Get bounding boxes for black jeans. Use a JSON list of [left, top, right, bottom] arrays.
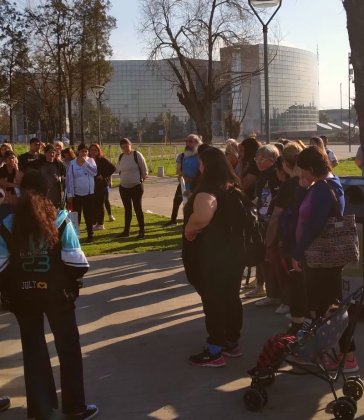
[[14, 301, 85, 419], [73, 194, 95, 237], [94, 187, 106, 225], [170, 184, 182, 222], [104, 189, 112, 216], [119, 184, 144, 233], [203, 270, 243, 346], [304, 265, 355, 352]]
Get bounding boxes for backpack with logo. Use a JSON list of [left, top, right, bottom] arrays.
[[0, 220, 72, 308], [226, 188, 266, 268]]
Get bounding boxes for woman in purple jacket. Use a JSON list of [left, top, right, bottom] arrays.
[[292, 146, 359, 373]]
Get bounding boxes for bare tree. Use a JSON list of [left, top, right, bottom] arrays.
[[139, 0, 260, 143], [343, 0, 364, 149]]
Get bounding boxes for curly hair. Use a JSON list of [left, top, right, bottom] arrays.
[[12, 171, 59, 252]]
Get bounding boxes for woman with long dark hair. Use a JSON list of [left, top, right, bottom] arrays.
[[183, 147, 244, 367], [0, 170, 97, 419], [239, 136, 261, 199], [88, 143, 116, 230]]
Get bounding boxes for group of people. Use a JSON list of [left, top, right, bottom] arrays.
[[181, 134, 359, 373], [0, 136, 149, 419], [0, 137, 149, 242]]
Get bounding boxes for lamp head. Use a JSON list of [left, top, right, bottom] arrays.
[[250, 0, 280, 7], [91, 85, 105, 97]]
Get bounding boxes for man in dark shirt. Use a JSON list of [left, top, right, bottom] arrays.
[[18, 138, 45, 173], [39, 144, 66, 208]]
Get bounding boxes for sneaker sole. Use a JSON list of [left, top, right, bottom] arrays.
[[222, 351, 243, 358], [0, 401, 10, 413], [84, 408, 99, 419], [189, 361, 226, 367]]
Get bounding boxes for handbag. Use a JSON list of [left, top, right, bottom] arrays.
[[304, 180, 359, 268]]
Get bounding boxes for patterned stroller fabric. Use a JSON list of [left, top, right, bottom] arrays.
[[294, 307, 349, 362], [254, 306, 349, 373]]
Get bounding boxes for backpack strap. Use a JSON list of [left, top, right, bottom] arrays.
[[58, 219, 68, 239], [133, 151, 143, 183]]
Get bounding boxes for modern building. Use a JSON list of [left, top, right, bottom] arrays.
[[221, 44, 319, 137], [104, 60, 193, 141], [100, 44, 320, 140]]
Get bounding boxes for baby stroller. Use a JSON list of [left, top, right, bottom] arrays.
[[244, 286, 364, 420]]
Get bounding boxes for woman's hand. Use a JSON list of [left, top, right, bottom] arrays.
[[184, 228, 197, 242], [291, 258, 302, 272]]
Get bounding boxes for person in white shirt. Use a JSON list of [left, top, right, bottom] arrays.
[[66, 144, 97, 242], [115, 138, 148, 239]]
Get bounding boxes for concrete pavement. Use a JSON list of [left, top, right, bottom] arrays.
[[1, 251, 363, 419], [1, 143, 363, 419]]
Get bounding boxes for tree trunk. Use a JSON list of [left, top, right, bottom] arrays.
[[179, 95, 213, 143], [343, 0, 364, 150]]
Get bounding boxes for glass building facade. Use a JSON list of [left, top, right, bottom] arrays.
[[104, 60, 193, 140], [105, 45, 319, 140], [221, 44, 319, 136]]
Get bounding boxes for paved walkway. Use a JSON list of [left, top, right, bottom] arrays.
[[1, 144, 363, 419], [1, 251, 363, 419]]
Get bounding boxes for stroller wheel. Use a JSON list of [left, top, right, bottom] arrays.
[[244, 388, 265, 412], [343, 378, 364, 401], [333, 397, 357, 420]]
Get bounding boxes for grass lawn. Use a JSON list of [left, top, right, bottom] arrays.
[[79, 205, 182, 257], [333, 157, 361, 177]]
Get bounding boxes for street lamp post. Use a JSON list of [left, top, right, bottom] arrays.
[[91, 85, 105, 145], [248, 0, 282, 144], [348, 52, 354, 152]]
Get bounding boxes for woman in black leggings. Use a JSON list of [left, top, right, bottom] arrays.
[[115, 138, 148, 239]]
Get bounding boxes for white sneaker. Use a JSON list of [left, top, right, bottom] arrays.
[[93, 224, 105, 231], [285, 313, 292, 319], [109, 215, 116, 221], [255, 297, 280, 307], [275, 304, 290, 314]]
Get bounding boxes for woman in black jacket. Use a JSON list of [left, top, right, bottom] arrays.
[[0, 170, 98, 420], [89, 144, 116, 230]]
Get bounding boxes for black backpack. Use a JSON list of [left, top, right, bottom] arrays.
[[226, 189, 266, 268], [0, 220, 69, 306]]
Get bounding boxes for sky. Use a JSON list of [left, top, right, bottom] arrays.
[[110, 0, 351, 110]]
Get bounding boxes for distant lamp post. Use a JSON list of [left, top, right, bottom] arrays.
[[348, 53, 354, 152], [248, 0, 282, 143], [8, 98, 18, 143], [91, 85, 105, 145]]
